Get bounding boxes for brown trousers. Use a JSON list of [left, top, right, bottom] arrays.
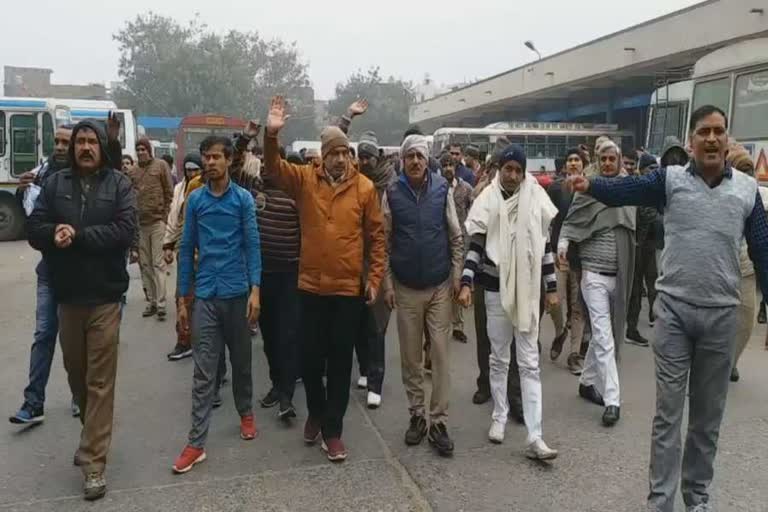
[[59, 303, 121, 475]]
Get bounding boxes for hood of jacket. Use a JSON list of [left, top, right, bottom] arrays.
[[660, 136, 689, 168], [67, 119, 110, 173]]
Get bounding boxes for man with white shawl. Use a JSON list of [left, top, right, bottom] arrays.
[[458, 145, 560, 460]]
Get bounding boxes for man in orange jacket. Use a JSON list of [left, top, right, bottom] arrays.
[[263, 96, 386, 463]]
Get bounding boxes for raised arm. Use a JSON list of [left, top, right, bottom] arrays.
[[571, 168, 667, 209], [336, 99, 368, 134], [745, 190, 768, 299], [263, 96, 308, 199]]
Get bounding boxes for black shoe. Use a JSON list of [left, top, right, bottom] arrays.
[[648, 309, 656, 327], [730, 367, 740, 382], [758, 304, 767, 324], [156, 307, 167, 321], [428, 423, 454, 457], [142, 305, 157, 317], [260, 388, 280, 408], [472, 389, 491, 405], [167, 344, 193, 361], [579, 384, 605, 406], [277, 399, 297, 421], [509, 399, 525, 425], [602, 405, 620, 427], [549, 329, 568, 361], [452, 330, 468, 343], [404, 415, 428, 446], [625, 330, 649, 347]]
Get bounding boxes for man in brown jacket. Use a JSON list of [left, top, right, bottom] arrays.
[[263, 96, 386, 463], [128, 137, 174, 320]]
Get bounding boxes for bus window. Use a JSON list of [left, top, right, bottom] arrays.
[[692, 77, 731, 115], [0, 111, 5, 156], [732, 69, 768, 140], [10, 114, 37, 176], [648, 103, 687, 154], [42, 112, 54, 157]]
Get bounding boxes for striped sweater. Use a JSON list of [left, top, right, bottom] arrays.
[[461, 233, 557, 293]]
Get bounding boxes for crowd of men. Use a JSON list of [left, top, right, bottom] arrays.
[[8, 98, 768, 512]]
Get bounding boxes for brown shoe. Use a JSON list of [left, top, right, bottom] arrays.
[[303, 417, 321, 444], [549, 329, 568, 361], [321, 437, 347, 462]]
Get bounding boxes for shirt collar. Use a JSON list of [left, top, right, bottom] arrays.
[[205, 178, 233, 196], [685, 160, 733, 179]]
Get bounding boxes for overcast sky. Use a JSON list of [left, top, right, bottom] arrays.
[[2, 0, 701, 100]]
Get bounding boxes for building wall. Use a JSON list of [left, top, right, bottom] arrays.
[[3, 65, 107, 100]]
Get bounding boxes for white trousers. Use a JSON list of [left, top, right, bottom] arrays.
[[485, 291, 542, 444], [579, 270, 620, 407]]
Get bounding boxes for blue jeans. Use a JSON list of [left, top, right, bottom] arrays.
[[22, 261, 59, 410]]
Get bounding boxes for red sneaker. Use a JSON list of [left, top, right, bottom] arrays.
[[303, 417, 321, 445], [321, 437, 347, 462], [172, 445, 206, 474], [240, 414, 258, 440]]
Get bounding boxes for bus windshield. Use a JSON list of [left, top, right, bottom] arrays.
[[732, 69, 768, 140]]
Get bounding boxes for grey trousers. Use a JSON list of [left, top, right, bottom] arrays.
[[647, 292, 737, 512], [188, 295, 253, 448]]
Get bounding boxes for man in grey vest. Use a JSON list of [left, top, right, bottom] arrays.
[[381, 134, 464, 457], [569, 105, 768, 512]]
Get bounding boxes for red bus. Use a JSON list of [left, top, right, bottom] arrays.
[[174, 114, 246, 175]]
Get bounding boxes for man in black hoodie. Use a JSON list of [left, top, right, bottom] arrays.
[[27, 119, 137, 502]]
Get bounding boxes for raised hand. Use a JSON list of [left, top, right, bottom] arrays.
[[567, 175, 590, 193], [244, 120, 261, 139], [266, 96, 289, 135], [347, 98, 369, 117], [106, 111, 121, 142]]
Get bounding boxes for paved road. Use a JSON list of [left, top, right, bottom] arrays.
[[1, 240, 767, 511]]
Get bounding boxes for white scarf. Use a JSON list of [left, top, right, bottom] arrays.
[[465, 174, 557, 333]]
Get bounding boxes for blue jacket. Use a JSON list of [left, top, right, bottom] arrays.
[[387, 172, 451, 289], [179, 180, 261, 299], [455, 164, 476, 187]]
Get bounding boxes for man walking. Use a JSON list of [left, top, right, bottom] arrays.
[[172, 135, 262, 474], [263, 96, 386, 462], [383, 134, 464, 457], [568, 105, 768, 512], [127, 137, 173, 320], [27, 120, 137, 501]]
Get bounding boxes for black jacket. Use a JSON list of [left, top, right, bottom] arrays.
[[27, 120, 137, 305]]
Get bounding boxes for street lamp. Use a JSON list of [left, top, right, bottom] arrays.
[[524, 40, 542, 60]]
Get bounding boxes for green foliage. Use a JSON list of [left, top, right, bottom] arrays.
[[328, 67, 415, 146]]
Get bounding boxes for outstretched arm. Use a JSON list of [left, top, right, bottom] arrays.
[[570, 168, 667, 209]]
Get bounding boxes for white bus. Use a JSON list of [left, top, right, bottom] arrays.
[[646, 80, 693, 156], [432, 122, 635, 172], [0, 97, 72, 240], [690, 37, 768, 181], [56, 99, 139, 161]]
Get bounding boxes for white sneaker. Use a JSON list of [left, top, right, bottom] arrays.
[[367, 391, 381, 409], [488, 421, 505, 444], [357, 376, 368, 389], [525, 438, 558, 460]]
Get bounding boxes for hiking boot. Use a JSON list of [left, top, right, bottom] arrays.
[[579, 384, 605, 406], [9, 404, 44, 425], [157, 307, 167, 321], [172, 445, 206, 474], [550, 329, 568, 361], [277, 399, 297, 421], [404, 415, 428, 446], [260, 388, 280, 408], [304, 417, 321, 444], [602, 406, 620, 427], [83, 472, 107, 501], [626, 329, 649, 347], [167, 344, 193, 361], [525, 438, 558, 460], [472, 389, 491, 405], [488, 420, 505, 444], [566, 353, 583, 375], [452, 329, 468, 343], [240, 414, 258, 440], [730, 367, 740, 382], [428, 423, 454, 457], [142, 304, 157, 317], [321, 437, 347, 462]]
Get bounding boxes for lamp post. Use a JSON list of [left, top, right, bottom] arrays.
[[524, 40, 542, 60]]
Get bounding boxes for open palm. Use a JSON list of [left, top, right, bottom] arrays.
[[267, 96, 289, 134]]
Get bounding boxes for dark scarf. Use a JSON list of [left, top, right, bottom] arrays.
[[362, 157, 396, 195]]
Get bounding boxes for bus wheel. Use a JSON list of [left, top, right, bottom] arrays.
[[0, 195, 25, 241]]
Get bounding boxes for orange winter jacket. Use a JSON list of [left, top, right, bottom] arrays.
[[263, 133, 386, 297]]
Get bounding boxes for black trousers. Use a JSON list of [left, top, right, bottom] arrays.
[[259, 271, 300, 402], [355, 296, 391, 394], [300, 291, 363, 439], [627, 244, 658, 332]]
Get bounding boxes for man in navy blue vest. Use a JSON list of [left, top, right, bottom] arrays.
[[381, 134, 464, 457]]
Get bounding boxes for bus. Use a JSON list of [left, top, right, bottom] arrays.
[[431, 122, 635, 172], [0, 97, 72, 240], [55, 99, 139, 161], [646, 80, 693, 156], [174, 115, 246, 175], [690, 37, 768, 181]]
